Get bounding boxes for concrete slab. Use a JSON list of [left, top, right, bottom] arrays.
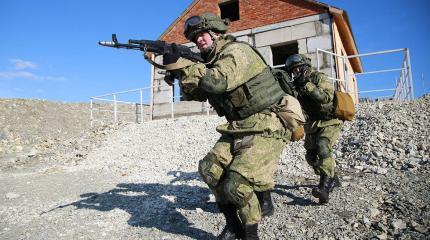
[[307, 34, 333, 53], [298, 39, 307, 54], [254, 27, 292, 47], [291, 22, 317, 40], [251, 13, 330, 34]]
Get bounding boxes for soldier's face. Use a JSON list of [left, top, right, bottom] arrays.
[[195, 32, 213, 50], [292, 67, 301, 76]]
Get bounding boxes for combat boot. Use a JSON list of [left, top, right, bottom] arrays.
[[243, 223, 259, 240], [217, 204, 244, 240], [256, 191, 274, 217], [311, 173, 340, 204]]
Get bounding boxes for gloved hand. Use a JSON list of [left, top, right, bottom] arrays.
[[303, 81, 317, 94], [294, 74, 309, 88], [163, 43, 180, 65]]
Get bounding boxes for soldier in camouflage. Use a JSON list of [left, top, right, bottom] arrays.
[[285, 54, 342, 205], [163, 13, 294, 240]]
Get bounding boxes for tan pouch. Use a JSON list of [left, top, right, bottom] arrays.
[[272, 95, 306, 141], [334, 91, 355, 121]]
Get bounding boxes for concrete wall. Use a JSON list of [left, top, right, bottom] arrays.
[[332, 21, 359, 103]]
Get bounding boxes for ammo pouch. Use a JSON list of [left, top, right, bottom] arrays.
[[334, 91, 355, 121], [271, 95, 306, 141]]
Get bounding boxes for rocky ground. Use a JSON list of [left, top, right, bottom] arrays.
[[0, 96, 429, 239]]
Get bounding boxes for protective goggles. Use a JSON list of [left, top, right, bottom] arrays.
[[184, 16, 204, 33]]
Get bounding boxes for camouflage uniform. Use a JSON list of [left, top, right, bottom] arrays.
[[179, 35, 291, 225], [296, 72, 343, 178]]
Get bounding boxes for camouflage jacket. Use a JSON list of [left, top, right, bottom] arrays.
[[296, 71, 340, 123], [178, 35, 290, 140], [179, 35, 285, 121]]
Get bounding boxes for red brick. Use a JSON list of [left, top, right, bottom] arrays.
[[160, 0, 326, 44]]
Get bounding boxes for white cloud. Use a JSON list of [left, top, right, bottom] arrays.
[[0, 59, 68, 82], [9, 59, 38, 70], [0, 71, 39, 80], [0, 71, 68, 82]]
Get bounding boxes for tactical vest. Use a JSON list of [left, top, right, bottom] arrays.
[[203, 37, 286, 121], [298, 72, 335, 121], [208, 67, 285, 121]]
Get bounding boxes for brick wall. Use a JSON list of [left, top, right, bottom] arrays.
[[160, 0, 326, 44]]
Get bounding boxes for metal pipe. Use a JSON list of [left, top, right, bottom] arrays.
[[346, 48, 406, 59], [326, 77, 345, 82], [92, 87, 150, 98], [90, 99, 94, 127], [406, 48, 414, 99], [359, 88, 397, 93], [272, 64, 286, 68], [316, 49, 320, 71], [150, 55, 155, 121], [317, 48, 345, 58], [401, 67, 407, 100], [354, 68, 406, 76], [140, 89, 144, 123], [113, 94, 118, 122], [90, 98, 136, 105], [171, 85, 174, 119]]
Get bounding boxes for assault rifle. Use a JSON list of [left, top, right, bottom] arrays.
[[98, 34, 204, 67]]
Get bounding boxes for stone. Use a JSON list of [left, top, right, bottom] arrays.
[[391, 219, 407, 230], [376, 233, 388, 240], [369, 208, 380, 218], [376, 168, 388, 175]]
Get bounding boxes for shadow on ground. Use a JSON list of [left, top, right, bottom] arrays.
[[274, 183, 319, 206], [43, 181, 217, 239]]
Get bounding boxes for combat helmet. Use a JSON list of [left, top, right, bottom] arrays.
[[285, 54, 311, 73], [183, 12, 229, 41]]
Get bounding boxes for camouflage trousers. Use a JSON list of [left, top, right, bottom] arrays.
[[199, 112, 290, 225], [304, 119, 343, 177]]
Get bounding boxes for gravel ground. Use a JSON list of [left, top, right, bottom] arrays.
[[0, 96, 429, 239]]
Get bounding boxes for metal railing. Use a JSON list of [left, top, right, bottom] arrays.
[[316, 48, 414, 101], [90, 87, 151, 127], [90, 83, 212, 126]]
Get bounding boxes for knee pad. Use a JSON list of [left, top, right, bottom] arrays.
[[223, 171, 254, 208], [199, 152, 224, 189], [316, 137, 331, 160]]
